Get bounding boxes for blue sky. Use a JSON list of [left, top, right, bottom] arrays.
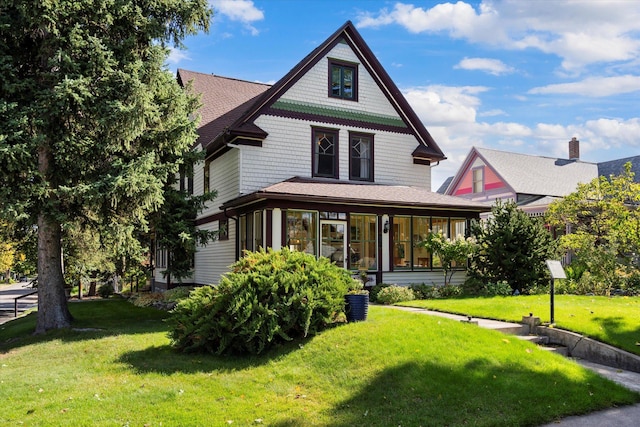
[[168, 0, 640, 190]]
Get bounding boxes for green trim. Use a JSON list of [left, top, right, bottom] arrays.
[[272, 99, 407, 128]]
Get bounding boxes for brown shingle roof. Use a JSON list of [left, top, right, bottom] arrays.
[[177, 69, 270, 148], [221, 177, 490, 212]]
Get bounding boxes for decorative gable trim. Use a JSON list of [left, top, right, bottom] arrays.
[[223, 21, 446, 161], [267, 99, 411, 134]]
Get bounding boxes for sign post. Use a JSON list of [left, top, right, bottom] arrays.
[[545, 260, 566, 324]]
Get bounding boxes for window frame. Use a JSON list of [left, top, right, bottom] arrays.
[[328, 59, 358, 101], [472, 167, 484, 194], [204, 160, 211, 193], [349, 132, 374, 181], [312, 127, 339, 179]]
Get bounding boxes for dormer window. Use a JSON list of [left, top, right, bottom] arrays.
[[329, 60, 357, 101]]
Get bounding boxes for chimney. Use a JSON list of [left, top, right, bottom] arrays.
[[569, 137, 580, 160]]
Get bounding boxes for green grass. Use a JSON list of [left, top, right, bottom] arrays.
[[399, 295, 640, 355], [0, 299, 638, 426]]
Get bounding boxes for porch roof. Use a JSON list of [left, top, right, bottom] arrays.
[[220, 177, 491, 213]]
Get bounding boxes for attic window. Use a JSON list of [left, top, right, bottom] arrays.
[[329, 60, 357, 101], [472, 167, 483, 193]]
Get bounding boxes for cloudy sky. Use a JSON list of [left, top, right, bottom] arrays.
[[170, 0, 640, 190]]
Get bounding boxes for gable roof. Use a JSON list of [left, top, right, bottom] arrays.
[[179, 21, 445, 161], [446, 147, 598, 197]]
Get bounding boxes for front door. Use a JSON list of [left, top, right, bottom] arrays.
[[320, 220, 347, 268]]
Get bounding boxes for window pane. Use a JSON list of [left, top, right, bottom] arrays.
[[393, 216, 411, 269], [254, 211, 263, 250], [343, 68, 353, 99], [431, 217, 448, 268], [350, 214, 377, 270], [350, 135, 371, 180], [314, 131, 336, 177], [331, 66, 341, 97], [287, 211, 317, 256], [450, 218, 467, 268], [412, 216, 430, 268], [473, 168, 483, 193]]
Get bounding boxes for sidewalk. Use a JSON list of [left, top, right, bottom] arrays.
[[387, 305, 640, 427], [0, 281, 38, 326]]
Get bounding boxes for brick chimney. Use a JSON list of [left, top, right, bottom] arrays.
[[569, 137, 580, 160]]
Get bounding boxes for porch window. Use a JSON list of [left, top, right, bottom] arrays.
[[287, 210, 318, 255], [239, 214, 253, 254], [329, 60, 357, 100], [393, 216, 411, 269], [349, 132, 373, 181], [218, 218, 229, 241], [412, 216, 431, 268], [430, 217, 448, 268], [350, 214, 377, 270], [312, 128, 338, 178], [239, 211, 263, 254]]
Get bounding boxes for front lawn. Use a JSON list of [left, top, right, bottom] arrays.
[[400, 295, 640, 355], [0, 299, 638, 426]]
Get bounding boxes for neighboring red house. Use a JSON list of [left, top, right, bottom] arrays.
[[439, 138, 640, 217]]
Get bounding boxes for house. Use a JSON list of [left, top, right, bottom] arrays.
[[153, 21, 489, 290], [440, 137, 640, 217]]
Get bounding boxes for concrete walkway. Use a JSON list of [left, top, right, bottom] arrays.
[[0, 281, 38, 326], [387, 305, 640, 426]]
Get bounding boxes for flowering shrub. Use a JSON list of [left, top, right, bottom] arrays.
[[376, 285, 415, 305], [419, 231, 477, 286]]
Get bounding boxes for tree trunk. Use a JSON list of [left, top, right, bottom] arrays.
[[35, 213, 73, 333]]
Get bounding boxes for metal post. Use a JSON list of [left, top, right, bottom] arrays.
[[550, 278, 555, 324]]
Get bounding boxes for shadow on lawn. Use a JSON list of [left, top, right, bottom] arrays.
[[0, 299, 169, 352], [591, 315, 640, 355], [271, 359, 639, 427], [116, 336, 314, 375]]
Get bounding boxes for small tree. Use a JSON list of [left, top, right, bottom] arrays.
[[546, 162, 640, 295], [419, 231, 477, 286], [469, 200, 558, 293]]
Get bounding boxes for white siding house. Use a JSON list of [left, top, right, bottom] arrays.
[[153, 21, 488, 289]]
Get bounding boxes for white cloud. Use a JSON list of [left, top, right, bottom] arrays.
[[166, 47, 190, 65], [478, 109, 507, 117], [403, 85, 488, 126], [210, 0, 264, 35], [357, 1, 640, 72], [455, 57, 514, 75], [529, 75, 640, 97]]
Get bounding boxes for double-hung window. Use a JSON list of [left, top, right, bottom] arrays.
[[312, 127, 338, 178], [329, 60, 357, 100], [472, 167, 483, 193], [350, 132, 373, 181]]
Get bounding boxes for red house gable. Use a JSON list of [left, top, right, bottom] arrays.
[[450, 152, 506, 196]]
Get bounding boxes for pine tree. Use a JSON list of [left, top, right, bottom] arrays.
[[0, 0, 211, 332]]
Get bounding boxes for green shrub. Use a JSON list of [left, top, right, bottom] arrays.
[[376, 285, 415, 305], [438, 284, 463, 298], [167, 248, 355, 355], [409, 283, 440, 299], [164, 286, 193, 302], [131, 292, 165, 307], [98, 282, 114, 298], [369, 283, 391, 302], [482, 281, 513, 296]]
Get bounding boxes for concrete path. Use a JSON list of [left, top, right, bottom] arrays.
[[0, 281, 38, 326], [387, 305, 640, 426]]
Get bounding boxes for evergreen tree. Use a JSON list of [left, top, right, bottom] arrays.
[[469, 200, 558, 293], [0, 0, 211, 332]]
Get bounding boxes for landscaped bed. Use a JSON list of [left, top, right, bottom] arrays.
[[399, 294, 640, 356], [0, 299, 638, 426]]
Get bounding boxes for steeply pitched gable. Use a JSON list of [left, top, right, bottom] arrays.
[[179, 21, 445, 162]]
